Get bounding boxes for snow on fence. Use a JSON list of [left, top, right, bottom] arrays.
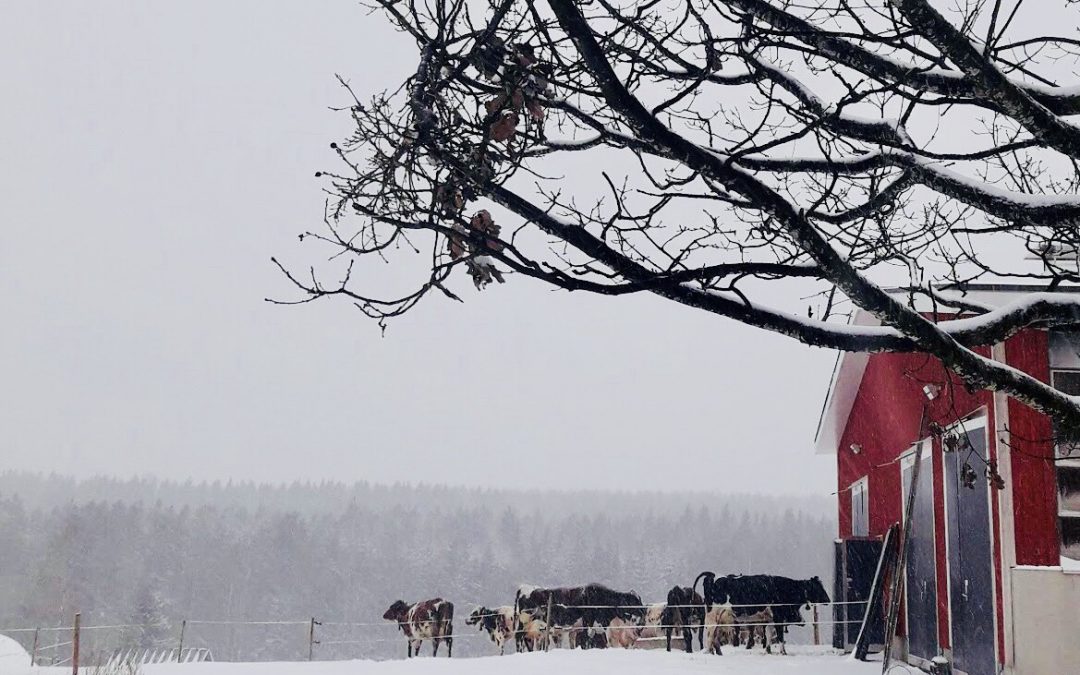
[[1, 602, 867, 668]]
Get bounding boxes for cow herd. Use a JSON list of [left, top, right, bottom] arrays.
[[382, 571, 830, 659]]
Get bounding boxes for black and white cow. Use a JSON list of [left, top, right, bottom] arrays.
[[514, 583, 643, 650], [466, 606, 515, 654], [693, 572, 830, 655], [661, 586, 706, 653], [383, 598, 455, 658]]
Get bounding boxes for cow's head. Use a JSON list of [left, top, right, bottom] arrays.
[[464, 604, 486, 626], [704, 574, 730, 606], [383, 600, 410, 622], [804, 576, 831, 605]]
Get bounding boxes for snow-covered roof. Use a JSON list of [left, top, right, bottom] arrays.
[[813, 284, 1080, 455]]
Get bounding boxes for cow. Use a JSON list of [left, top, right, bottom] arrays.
[[517, 609, 549, 652], [736, 606, 775, 653], [637, 603, 666, 641], [703, 603, 736, 655], [514, 583, 643, 650], [606, 615, 640, 649], [466, 606, 515, 655], [383, 598, 454, 658], [587, 623, 608, 649], [693, 572, 830, 655], [662, 586, 705, 653]]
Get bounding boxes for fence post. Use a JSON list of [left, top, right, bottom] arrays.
[[177, 619, 186, 662], [544, 595, 554, 651], [71, 613, 81, 675], [30, 628, 39, 667], [308, 617, 318, 661], [812, 605, 820, 646]]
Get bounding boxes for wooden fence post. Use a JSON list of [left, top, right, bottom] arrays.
[[544, 595, 554, 651], [30, 628, 39, 667], [177, 619, 186, 662], [71, 613, 80, 675], [812, 605, 820, 646]]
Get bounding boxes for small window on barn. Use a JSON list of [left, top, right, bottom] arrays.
[[1049, 330, 1080, 564], [851, 477, 869, 537]]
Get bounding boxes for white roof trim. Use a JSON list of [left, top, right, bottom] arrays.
[[813, 309, 877, 455]]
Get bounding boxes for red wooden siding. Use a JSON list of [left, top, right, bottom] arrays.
[[835, 347, 997, 652], [1004, 330, 1060, 566]]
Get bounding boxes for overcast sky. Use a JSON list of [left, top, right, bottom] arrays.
[[0, 1, 839, 496]]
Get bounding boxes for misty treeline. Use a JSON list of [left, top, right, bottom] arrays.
[[0, 472, 833, 662]]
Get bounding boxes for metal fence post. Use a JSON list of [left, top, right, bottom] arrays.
[[812, 605, 820, 645], [72, 613, 81, 675], [177, 619, 186, 662], [30, 627, 39, 667]]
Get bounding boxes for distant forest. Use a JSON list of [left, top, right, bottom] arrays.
[[0, 472, 834, 662]]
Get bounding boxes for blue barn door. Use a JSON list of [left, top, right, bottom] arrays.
[[944, 419, 996, 675], [902, 443, 938, 662]]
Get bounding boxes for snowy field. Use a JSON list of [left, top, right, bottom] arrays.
[[8, 647, 881, 675]]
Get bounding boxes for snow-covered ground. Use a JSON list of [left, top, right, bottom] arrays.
[[12, 647, 880, 675]]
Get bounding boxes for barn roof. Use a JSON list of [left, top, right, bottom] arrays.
[[812, 284, 1080, 455]]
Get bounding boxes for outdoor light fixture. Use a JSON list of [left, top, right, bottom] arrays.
[[849, 443, 862, 455], [923, 383, 941, 400], [943, 432, 969, 453]]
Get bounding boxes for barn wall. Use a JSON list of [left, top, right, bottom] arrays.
[[1003, 330, 1060, 566], [834, 347, 997, 653], [831, 326, 1066, 669]]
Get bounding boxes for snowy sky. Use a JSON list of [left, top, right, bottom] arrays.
[[0, 0, 839, 495]]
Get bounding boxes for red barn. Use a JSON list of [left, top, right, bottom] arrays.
[[816, 285, 1080, 675]]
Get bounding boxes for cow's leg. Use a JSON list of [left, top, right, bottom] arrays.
[[777, 626, 786, 655], [683, 626, 693, 653], [664, 626, 672, 652], [697, 624, 704, 651], [447, 635, 453, 658]]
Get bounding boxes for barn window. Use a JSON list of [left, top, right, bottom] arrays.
[[1049, 330, 1080, 564], [851, 476, 869, 537]]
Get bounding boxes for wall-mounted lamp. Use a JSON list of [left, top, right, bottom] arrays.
[[849, 443, 862, 455], [922, 383, 941, 401], [943, 433, 962, 453]]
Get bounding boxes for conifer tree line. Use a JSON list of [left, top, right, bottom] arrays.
[[0, 473, 832, 662]]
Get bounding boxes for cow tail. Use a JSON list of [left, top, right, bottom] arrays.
[[693, 571, 714, 609]]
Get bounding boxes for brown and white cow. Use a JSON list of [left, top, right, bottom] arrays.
[[606, 615, 640, 649], [517, 609, 549, 652], [637, 603, 666, 641], [703, 603, 736, 655], [383, 598, 454, 658], [466, 606, 515, 655], [735, 606, 776, 654]]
